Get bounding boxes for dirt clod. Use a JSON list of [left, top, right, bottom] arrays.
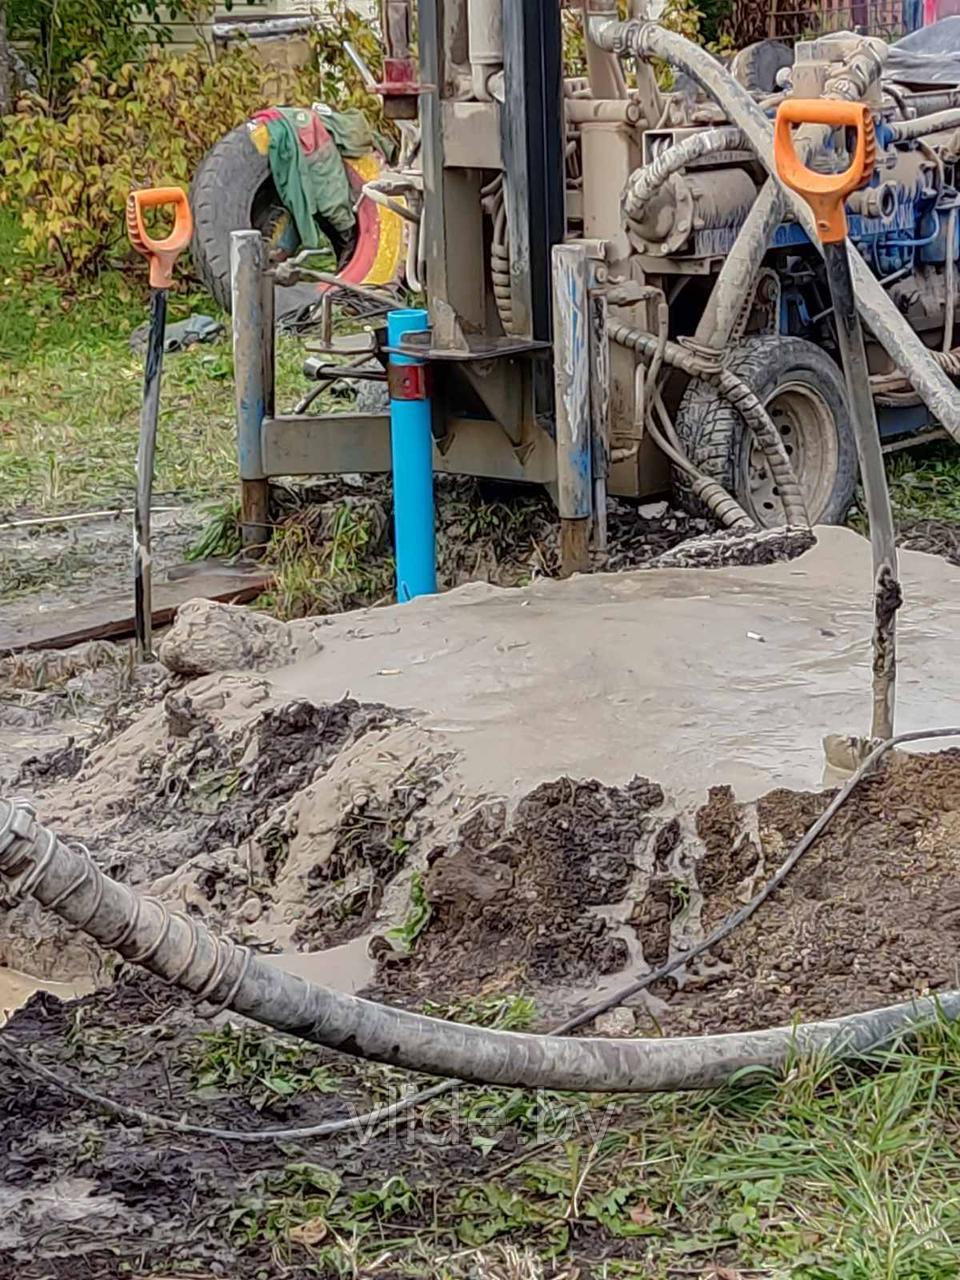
[[376, 776, 667, 1003], [630, 878, 683, 968], [696, 785, 760, 903], [648, 751, 960, 1035]]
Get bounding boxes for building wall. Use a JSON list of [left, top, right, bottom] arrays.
[[141, 1, 375, 52]]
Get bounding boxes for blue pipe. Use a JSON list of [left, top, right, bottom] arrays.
[[387, 308, 437, 602]]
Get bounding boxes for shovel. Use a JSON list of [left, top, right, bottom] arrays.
[[126, 186, 194, 660], [774, 99, 902, 744]]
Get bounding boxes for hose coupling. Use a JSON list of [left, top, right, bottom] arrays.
[[0, 797, 37, 878], [274, 261, 305, 287], [677, 335, 724, 370]]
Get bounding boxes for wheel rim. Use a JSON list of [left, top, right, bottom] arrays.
[[743, 380, 839, 527]]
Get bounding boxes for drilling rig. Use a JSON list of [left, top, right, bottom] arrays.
[[209, 6, 960, 571]]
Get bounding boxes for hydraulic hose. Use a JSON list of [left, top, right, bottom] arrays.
[[590, 19, 960, 443], [888, 108, 960, 143], [646, 392, 755, 531], [629, 285, 755, 530], [693, 178, 786, 352], [609, 320, 810, 527], [480, 174, 515, 335], [623, 127, 745, 219], [490, 206, 515, 334], [870, 342, 960, 392], [4, 731, 960, 1099]]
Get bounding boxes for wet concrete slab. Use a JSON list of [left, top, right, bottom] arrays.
[[270, 527, 960, 805]]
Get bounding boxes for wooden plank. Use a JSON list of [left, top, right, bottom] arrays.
[[0, 568, 273, 655]]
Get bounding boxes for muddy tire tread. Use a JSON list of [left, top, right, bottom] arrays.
[[673, 335, 858, 526], [189, 124, 277, 312]]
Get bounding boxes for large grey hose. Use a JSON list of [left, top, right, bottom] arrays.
[[693, 41, 883, 353], [590, 19, 960, 442], [609, 320, 809, 527], [694, 179, 786, 351], [5, 731, 960, 1097]]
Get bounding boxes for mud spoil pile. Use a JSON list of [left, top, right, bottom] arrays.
[[648, 748, 960, 1036], [375, 751, 960, 1034], [374, 777, 671, 1004], [6, 710, 960, 1277], [0, 679, 454, 980]]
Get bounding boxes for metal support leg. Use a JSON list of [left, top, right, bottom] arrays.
[[588, 263, 610, 552], [231, 230, 270, 552], [552, 243, 593, 576]]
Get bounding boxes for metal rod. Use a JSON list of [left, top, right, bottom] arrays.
[[823, 239, 901, 741], [133, 287, 166, 661], [231, 231, 270, 552]]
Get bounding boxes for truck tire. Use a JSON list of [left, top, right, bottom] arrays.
[[673, 336, 859, 527], [189, 123, 352, 313]]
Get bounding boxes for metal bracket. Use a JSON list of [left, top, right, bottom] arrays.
[[388, 364, 432, 400], [382, 332, 551, 362]]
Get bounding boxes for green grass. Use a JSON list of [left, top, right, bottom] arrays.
[[257, 499, 393, 619], [386, 871, 433, 954], [190, 1022, 340, 1112], [0, 209, 303, 518], [219, 1018, 960, 1277], [883, 443, 960, 523]]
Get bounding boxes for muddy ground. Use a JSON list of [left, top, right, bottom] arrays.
[[5, 478, 960, 620], [3, 732, 960, 1277], [0, 972, 690, 1280], [0, 479, 710, 616], [0, 506, 209, 610], [5, 487, 960, 1275]]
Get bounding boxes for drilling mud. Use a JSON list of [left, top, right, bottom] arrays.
[[5, 537, 960, 1277]]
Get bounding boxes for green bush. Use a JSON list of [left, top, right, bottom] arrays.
[[0, 47, 295, 274], [7, 0, 217, 110], [310, 0, 387, 125], [0, 2, 386, 278]]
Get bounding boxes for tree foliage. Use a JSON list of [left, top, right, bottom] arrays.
[[7, 0, 225, 108]]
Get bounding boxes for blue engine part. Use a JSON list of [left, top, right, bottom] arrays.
[[691, 130, 958, 441], [692, 127, 954, 277], [692, 172, 942, 275]]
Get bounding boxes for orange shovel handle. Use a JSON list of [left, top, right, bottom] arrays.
[[773, 99, 877, 244], [126, 186, 193, 288]]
